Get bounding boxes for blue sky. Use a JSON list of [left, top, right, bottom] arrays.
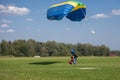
[[0, 0, 120, 50]]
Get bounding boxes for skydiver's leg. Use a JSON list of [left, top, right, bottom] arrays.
[[73, 57, 77, 64]]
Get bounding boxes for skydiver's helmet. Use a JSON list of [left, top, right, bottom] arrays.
[[71, 48, 75, 55]]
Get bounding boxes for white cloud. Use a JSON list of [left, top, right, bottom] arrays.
[[1, 19, 12, 23], [91, 14, 109, 19], [0, 4, 30, 15], [25, 18, 33, 21], [6, 29, 15, 32], [112, 9, 120, 15], [0, 4, 4, 9], [0, 23, 9, 27], [0, 29, 15, 33]]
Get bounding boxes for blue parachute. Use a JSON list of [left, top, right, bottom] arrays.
[[47, 0, 86, 21]]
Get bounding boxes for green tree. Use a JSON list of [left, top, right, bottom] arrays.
[[35, 42, 42, 56], [46, 41, 57, 56], [1, 40, 10, 55], [0, 39, 111, 57], [26, 39, 36, 56], [111, 50, 120, 56], [0, 43, 2, 55], [94, 45, 110, 56], [13, 40, 27, 56]]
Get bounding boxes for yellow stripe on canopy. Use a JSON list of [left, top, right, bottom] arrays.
[[71, 5, 86, 12], [50, 1, 78, 8]]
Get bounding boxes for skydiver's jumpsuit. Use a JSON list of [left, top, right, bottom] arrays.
[[71, 49, 78, 64]]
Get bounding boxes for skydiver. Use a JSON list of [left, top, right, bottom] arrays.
[[70, 48, 78, 64]]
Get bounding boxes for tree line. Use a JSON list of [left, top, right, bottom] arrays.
[[0, 39, 119, 57]]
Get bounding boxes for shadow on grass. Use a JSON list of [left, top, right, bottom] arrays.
[[29, 61, 61, 65]]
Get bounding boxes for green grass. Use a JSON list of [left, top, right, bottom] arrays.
[[0, 57, 120, 80]]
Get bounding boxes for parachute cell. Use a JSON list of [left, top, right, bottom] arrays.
[[47, 0, 86, 21]]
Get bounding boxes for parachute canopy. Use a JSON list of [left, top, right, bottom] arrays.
[[47, 0, 86, 21]]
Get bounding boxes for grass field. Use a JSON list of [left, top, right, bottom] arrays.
[[0, 57, 120, 80]]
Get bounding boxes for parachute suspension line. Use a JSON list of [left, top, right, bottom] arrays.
[[80, 8, 96, 35]]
